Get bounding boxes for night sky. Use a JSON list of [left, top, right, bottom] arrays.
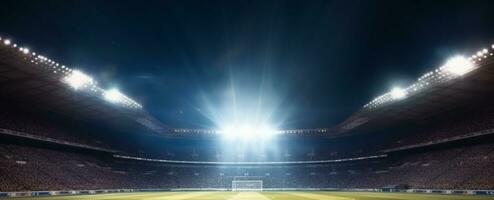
[[1, 0, 494, 129]]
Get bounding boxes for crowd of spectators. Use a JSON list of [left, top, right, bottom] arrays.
[[1, 100, 494, 192], [1, 142, 493, 192], [0, 144, 176, 191], [0, 104, 112, 149], [391, 106, 494, 148]]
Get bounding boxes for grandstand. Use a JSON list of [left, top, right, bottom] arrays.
[[1, 1, 494, 198]]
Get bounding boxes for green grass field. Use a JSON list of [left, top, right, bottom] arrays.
[[10, 191, 494, 200]]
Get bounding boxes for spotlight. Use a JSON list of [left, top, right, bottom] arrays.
[[220, 124, 278, 140], [390, 87, 407, 100], [3, 39, 11, 45], [444, 56, 474, 76], [104, 88, 124, 103], [63, 70, 93, 89]]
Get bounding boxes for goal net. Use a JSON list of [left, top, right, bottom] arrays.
[[232, 176, 263, 191]]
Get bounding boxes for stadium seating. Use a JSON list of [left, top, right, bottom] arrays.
[[0, 103, 111, 149], [0, 141, 493, 191], [1, 101, 494, 192], [390, 106, 494, 148]]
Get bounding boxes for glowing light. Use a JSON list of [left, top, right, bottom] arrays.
[[219, 124, 279, 140], [104, 88, 124, 103], [390, 87, 407, 100], [444, 56, 474, 76], [0, 34, 142, 110], [63, 70, 93, 89]]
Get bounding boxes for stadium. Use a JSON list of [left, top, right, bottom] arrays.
[[1, 1, 494, 200]]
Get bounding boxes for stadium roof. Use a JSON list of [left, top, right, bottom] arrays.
[[336, 43, 494, 135], [0, 36, 168, 135], [3, 34, 494, 139]]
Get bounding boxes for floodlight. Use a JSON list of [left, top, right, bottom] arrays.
[[219, 126, 235, 140], [63, 70, 93, 89], [239, 125, 254, 140], [220, 124, 252, 140], [219, 124, 279, 140], [390, 87, 407, 100], [3, 39, 11, 45], [444, 56, 474, 76], [104, 88, 124, 103], [256, 126, 273, 135], [22, 48, 29, 54]]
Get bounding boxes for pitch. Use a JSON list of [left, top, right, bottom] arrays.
[[11, 192, 494, 200]]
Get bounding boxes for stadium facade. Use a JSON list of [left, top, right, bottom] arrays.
[[1, 35, 494, 198]]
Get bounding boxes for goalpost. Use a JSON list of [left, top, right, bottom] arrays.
[[231, 176, 263, 192]]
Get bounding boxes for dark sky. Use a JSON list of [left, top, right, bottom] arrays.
[[1, 0, 494, 129]]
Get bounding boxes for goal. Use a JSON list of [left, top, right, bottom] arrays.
[[231, 176, 263, 191]]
